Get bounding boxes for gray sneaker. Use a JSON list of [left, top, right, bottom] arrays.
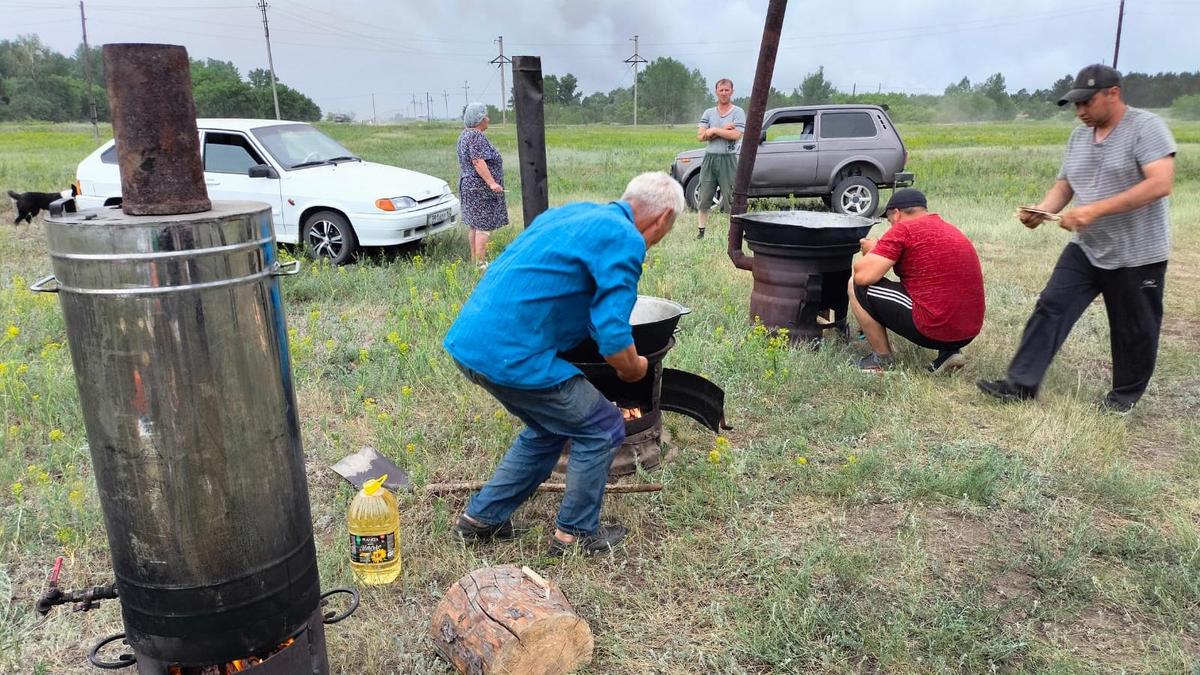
[[855, 353, 895, 372]]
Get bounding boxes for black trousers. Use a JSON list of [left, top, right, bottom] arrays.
[[1006, 243, 1166, 407]]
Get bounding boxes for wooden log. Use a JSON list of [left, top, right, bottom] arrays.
[[423, 481, 663, 496], [431, 564, 593, 675]]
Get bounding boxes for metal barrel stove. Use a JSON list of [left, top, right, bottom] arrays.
[[30, 43, 349, 674]]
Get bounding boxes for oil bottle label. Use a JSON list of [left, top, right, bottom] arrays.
[[350, 532, 396, 564]]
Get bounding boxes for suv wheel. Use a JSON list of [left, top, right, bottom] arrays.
[[831, 176, 879, 217], [302, 210, 359, 265], [684, 173, 720, 212]]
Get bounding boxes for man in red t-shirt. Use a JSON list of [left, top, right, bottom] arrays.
[[849, 189, 985, 373]]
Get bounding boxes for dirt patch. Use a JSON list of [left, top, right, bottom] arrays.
[[1038, 604, 1148, 670]]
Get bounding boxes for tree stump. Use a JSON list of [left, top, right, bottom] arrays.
[[430, 564, 593, 674]]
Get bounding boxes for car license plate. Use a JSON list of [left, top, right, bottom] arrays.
[[427, 208, 451, 226]]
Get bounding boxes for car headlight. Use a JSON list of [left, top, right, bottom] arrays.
[[441, 184, 452, 198], [375, 196, 417, 211]]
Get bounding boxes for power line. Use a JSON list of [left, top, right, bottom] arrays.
[[443, 90, 449, 120]]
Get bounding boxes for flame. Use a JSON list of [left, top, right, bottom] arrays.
[[620, 406, 643, 421], [167, 636, 298, 674]]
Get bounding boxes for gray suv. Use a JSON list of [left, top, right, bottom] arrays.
[[670, 104, 914, 217]]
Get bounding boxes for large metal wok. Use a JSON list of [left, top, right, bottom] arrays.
[[559, 295, 690, 364]]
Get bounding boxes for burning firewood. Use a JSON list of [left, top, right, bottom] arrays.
[[620, 406, 643, 421]]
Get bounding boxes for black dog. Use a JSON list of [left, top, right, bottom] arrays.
[[8, 189, 70, 224]]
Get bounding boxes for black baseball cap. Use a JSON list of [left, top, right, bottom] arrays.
[[1057, 64, 1122, 106], [884, 188, 926, 211]]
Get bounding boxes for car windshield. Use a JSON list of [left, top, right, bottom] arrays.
[[251, 123, 359, 169]]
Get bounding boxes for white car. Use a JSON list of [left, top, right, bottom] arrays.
[[75, 118, 461, 264]]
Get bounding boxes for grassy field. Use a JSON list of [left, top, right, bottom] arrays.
[[1, 118, 1198, 674]]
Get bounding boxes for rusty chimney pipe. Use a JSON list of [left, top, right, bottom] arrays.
[[512, 55, 550, 227], [103, 43, 211, 216], [728, 0, 787, 271]]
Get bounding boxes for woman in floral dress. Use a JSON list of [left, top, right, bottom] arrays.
[[457, 102, 508, 265]]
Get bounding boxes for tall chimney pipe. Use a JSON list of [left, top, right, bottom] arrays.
[[512, 55, 549, 226], [728, 0, 788, 271]]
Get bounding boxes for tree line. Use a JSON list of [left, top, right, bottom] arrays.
[[0, 35, 320, 123], [497, 59, 1200, 125], [3, 35, 1199, 125]]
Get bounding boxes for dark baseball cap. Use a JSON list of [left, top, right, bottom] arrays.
[[1057, 64, 1122, 106], [884, 188, 927, 211]]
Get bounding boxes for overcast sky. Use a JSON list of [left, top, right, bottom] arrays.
[[3, 0, 1198, 120]]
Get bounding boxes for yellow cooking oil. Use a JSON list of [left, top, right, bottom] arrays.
[[347, 474, 401, 584]]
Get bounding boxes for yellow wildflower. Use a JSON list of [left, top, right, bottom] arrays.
[[796, 456, 808, 466], [363, 397, 377, 409], [0, 363, 7, 376], [847, 454, 859, 465], [707, 449, 722, 464], [401, 386, 413, 398], [405, 442, 416, 454], [5, 325, 18, 338], [16, 364, 28, 375], [358, 348, 370, 363], [10, 482, 24, 499], [376, 412, 390, 423], [48, 429, 65, 442], [324, 339, 335, 350], [7, 424, 19, 436], [308, 310, 321, 321], [68, 489, 84, 507]]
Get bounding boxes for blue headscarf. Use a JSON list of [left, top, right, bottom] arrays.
[[463, 102, 489, 128]]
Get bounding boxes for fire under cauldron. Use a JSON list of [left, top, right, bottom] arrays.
[[731, 211, 876, 343], [556, 296, 728, 476]]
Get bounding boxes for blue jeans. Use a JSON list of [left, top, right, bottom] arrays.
[[456, 362, 625, 536]]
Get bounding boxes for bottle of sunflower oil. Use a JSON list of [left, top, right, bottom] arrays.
[[348, 474, 401, 585]]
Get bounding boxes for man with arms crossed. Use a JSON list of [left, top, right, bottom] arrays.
[[695, 78, 745, 239], [445, 172, 685, 556], [978, 64, 1176, 413], [850, 189, 985, 373]]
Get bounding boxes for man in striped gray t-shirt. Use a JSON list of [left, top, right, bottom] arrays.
[[979, 64, 1176, 413]]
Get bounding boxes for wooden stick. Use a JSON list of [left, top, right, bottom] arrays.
[[521, 566, 551, 599], [423, 481, 663, 495]]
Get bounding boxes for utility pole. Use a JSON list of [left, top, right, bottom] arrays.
[[443, 90, 449, 120], [78, 1, 98, 141], [1112, 0, 1126, 69], [371, 93, 376, 125], [411, 93, 420, 119], [257, 0, 281, 119], [462, 80, 469, 109], [624, 34, 648, 126], [426, 92, 433, 122], [490, 35, 512, 124]]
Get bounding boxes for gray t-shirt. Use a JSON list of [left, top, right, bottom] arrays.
[[699, 105, 746, 155], [1057, 106, 1176, 269]]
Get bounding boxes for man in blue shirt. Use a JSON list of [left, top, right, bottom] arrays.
[[444, 172, 685, 556]]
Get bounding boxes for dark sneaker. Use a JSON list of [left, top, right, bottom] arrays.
[[976, 378, 1036, 403], [453, 514, 522, 542], [1099, 395, 1136, 415], [547, 523, 628, 557], [697, 228, 706, 240], [928, 350, 966, 375], [855, 352, 895, 372]]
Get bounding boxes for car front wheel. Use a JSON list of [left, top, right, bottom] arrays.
[[684, 173, 721, 212], [302, 210, 359, 265], [831, 176, 879, 217]]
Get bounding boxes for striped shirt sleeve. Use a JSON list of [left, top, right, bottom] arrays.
[[1134, 114, 1177, 166]]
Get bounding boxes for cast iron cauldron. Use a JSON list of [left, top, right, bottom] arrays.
[[559, 295, 690, 364], [735, 210, 875, 258]]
